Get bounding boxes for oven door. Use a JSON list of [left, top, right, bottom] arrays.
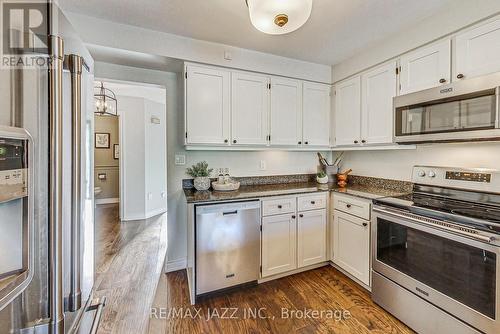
[[372, 206, 499, 334]]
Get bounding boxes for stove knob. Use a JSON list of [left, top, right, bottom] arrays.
[[428, 171, 436, 178], [418, 170, 426, 177]]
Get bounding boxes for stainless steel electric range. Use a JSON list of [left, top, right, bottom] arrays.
[[371, 166, 500, 334]]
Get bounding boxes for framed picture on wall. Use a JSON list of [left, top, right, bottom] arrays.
[[95, 133, 110, 148], [113, 144, 119, 160]]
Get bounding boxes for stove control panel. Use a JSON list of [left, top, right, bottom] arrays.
[[412, 166, 500, 194], [445, 171, 491, 183]]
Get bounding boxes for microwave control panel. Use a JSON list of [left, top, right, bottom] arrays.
[[0, 138, 28, 203]]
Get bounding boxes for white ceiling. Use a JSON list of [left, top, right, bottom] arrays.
[[60, 0, 455, 65]]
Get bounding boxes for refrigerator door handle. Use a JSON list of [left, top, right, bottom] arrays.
[[48, 35, 65, 333], [65, 54, 84, 312]]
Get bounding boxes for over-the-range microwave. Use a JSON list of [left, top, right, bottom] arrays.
[[394, 72, 500, 144]]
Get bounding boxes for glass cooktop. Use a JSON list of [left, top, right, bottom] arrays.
[[374, 189, 500, 234]]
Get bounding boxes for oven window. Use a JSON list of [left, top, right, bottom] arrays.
[[377, 218, 496, 319], [395, 92, 496, 136]]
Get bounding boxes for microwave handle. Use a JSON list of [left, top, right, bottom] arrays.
[[66, 54, 84, 312]]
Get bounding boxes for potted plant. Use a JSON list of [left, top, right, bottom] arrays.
[[316, 171, 329, 184], [186, 161, 213, 191]]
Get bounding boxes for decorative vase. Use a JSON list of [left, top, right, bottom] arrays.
[[316, 175, 329, 184], [194, 176, 211, 191]]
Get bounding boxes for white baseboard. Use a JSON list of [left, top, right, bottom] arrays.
[[121, 208, 167, 221], [96, 198, 119, 205], [165, 258, 187, 273], [145, 207, 167, 219]]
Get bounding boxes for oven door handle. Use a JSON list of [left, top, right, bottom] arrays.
[[373, 206, 496, 244]]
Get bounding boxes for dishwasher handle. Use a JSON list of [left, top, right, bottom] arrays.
[[196, 200, 260, 215], [222, 210, 238, 216]]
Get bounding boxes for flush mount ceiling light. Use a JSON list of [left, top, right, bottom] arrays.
[[246, 0, 313, 35]]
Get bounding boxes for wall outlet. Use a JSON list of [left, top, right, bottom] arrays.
[[175, 154, 186, 165], [260, 160, 266, 171]]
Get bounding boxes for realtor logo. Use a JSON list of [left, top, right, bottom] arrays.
[[1, 0, 49, 68]]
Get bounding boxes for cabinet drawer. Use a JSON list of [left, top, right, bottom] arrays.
[[297, 193, 327, 212], [333, 193, 371, 220], [262, 196, 296, 216]]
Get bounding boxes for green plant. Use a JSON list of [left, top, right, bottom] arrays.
[[186, 161, 213, 178], [317, 171, 327, 178]]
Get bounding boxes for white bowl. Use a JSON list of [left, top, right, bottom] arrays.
[[212, 181, 240, 191]]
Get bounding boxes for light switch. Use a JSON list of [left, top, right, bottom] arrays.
[[148, 193, 153, 200], [175, 154, 186, 165], [224, 51, 232, 60], [161, 191, 166, 199]]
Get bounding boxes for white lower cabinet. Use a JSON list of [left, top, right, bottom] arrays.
[[297, 209, 327, 268], [261, 213, 297, 277], [333, 210, 370, 286], [261, 193, 327, 278]]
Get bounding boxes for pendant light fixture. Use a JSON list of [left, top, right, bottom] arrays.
[[246, 0, 313, 35], [94, 82, 118, 116]]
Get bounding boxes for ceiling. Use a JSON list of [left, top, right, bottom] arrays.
[[60, 0, 455, 65]]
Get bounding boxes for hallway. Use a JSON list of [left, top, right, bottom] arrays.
[[94, 204, 168, 334]]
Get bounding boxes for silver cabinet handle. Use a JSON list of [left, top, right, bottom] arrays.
[[48, 34, 65, 332], [66, 54, 84, 312]]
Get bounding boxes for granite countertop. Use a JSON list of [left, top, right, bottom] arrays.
[[183, 182, 408, 204]]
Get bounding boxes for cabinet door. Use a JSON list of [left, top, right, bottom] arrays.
[[231, 72, 270, 145], [185, 65, 230, 145], [400, 39, 451, 94], [334, 76, 361, 146], [270, 78, 302, 146], [333, 211, 370, 286], [455, 18, 500, 81], [297, 209, 327, 268], [302, 82, 331, 147], [361, 61, 397, 145], [261, 213, 297, 277]]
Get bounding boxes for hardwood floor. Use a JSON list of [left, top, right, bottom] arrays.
[[92, 204, 413, 334], [149, 266, 414, 334], [93, 204, 168, 334]]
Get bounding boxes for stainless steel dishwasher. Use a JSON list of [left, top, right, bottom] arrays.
[[196, 200, 260, 295]]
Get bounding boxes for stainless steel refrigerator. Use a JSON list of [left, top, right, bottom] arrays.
[[0, 1, 103, 333]]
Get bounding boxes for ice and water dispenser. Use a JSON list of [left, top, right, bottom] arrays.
[[0, 129, 30, 292]]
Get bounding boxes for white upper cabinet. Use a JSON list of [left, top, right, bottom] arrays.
[[231, 72, 270, 145], [302, 82, 331, 147], [185, 65, 230, 145], [334, 76, 361, 146], [400, 39, 451, 94], [361, 61, 397, 145], [455, 18, 500, 81], [270, 77, 303, 146]]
